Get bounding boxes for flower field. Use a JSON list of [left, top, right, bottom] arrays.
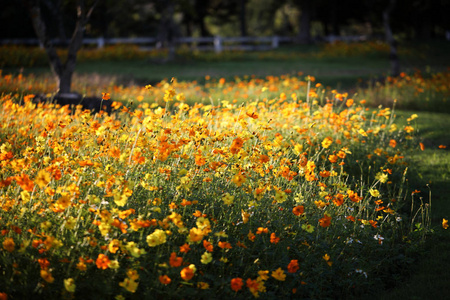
[[0, 71, 434, 299]]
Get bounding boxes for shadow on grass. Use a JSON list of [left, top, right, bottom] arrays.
[[370, 110, 450, 300]]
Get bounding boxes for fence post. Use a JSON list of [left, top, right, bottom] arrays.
[[272, 36, 279, 49], [214, 36, 222, 53], [97, 37, 105, 49]]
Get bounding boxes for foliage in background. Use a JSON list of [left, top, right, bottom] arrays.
[[0, 41, 421, 69]]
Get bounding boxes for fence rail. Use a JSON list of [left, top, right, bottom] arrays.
[[0, 35, 367, 52]]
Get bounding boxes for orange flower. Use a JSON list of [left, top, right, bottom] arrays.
[[287, 259, 299, 273], [292, 205, 304, 216], [319, 214, 332, 228], [256, 227, 268, 234], [246, 278, 260, 297], [38, 258, 50, 270], [101, 92, 111, 100], [319, 170, 330, 178], [3, 237, 15, 252], [328, 154, 338, 163], [203, 240, 213, 252], [230, 137, 244, 154], [332, 193, 344, 206], [270, 232, 280, 244], [179, 243, 191, 253], [159, 275, 171, 285], [96, 254, 110, 269], [246, 111, 259, 119], [15, 174, 35, 192], [169, 252, 183, 267], [419, 142, 425, 151], [231, 277, 244, 292], [389, 139, 397, 148], [218, 241, 232, 249], [180, 265, 195, 281]]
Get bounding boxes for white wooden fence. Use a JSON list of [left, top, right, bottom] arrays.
[[0, 35, 368, 53], [0, 36, 296, 53]]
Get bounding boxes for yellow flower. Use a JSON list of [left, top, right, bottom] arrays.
[[274, 190, 287, 203], [241, 210, 250, 224], [323, 254, 333, 266], [146, 229, 167, 247], [232, 174, 246, 187], [375, 172, 388, 183], [65, 216, 77, 230], [257, 270, 269, 281], [196, 217, 211, 233], [40, 221, 52, 230], [164, 88, 176, 102], [188, 227, 205, 243], [125, 242, 146, 258], [301, 223, 314, 233], [197, 282, 210, 289], [56, 195, 71, 209], [201, 251, 213, 264], [109, 239, 121, 253], [108, 260, 120, 269], [222, 193, 235, 205], [99, 222, 111, 236], [119, 278, 138, 293], [20, 190, 31, 203], [40, 269, 55, 283], [64, 278, 76, 293], [114, 193, 128, 207], [126, 269, 140, 281], [321, 137, 333, 148], [443, 218, 449, 229], [369, 189, 380, 198], [271, 268, 286, 281], [35, 169, 51, 188]]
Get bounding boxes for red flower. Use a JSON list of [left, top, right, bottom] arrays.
[[231, 278, 243, 292]]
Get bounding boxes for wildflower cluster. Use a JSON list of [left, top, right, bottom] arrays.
[[359, 70, 450, 113], [0, 75, 429, 299]]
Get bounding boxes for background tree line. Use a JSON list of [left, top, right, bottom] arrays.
[[2, 0, 449, 42]]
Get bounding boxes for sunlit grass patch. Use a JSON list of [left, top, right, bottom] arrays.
[[358, 70, 450, 113]]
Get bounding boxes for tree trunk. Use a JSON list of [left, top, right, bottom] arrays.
[[157, 0, 177, 62], [297, 0, 312, 44], [25, 0, 98, 94], [383, 0, 400, 77], [239, 0, 247, 37], [194, 0, 210, 37]]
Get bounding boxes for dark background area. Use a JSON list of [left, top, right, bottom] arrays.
[[1, 0, 449, 42]]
